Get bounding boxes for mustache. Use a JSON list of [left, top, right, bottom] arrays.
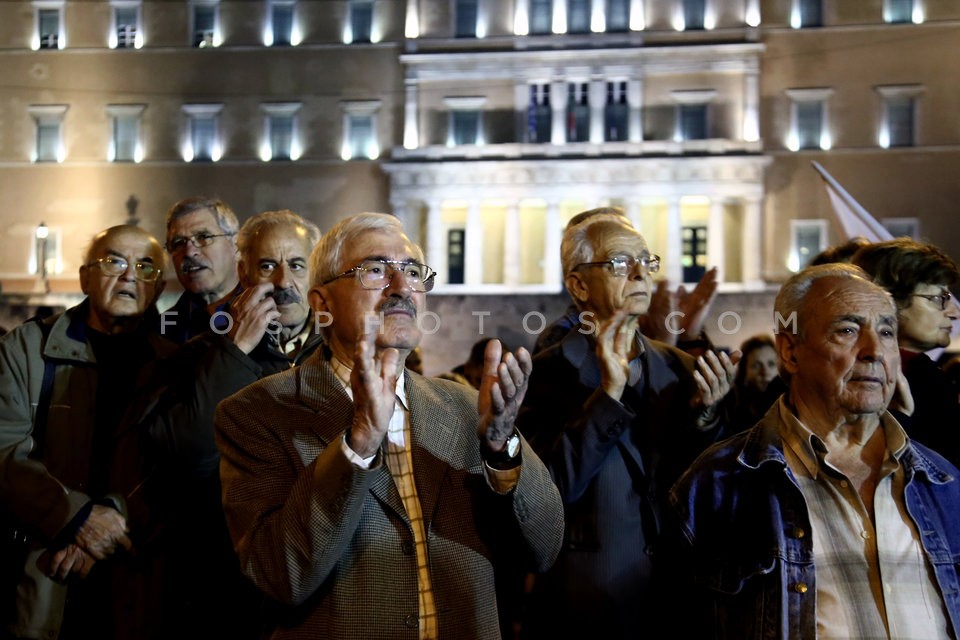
[[179, 257, 207, 271], [269, 287, 302, 306], [378, 297, 417, 316]]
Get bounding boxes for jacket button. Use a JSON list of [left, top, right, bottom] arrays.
[[401, 540, 414, 555], [794, 582, 808, 594], [793, 527, 805, 539], [405, 614, 419, 629]]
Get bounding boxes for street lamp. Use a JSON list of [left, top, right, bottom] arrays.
[[36, 222, 49, 292]]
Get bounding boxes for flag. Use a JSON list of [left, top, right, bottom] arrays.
[[811, 161, 893, 242]]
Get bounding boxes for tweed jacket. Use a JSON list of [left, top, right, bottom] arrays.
[[214, 348, 565, 640], [517, 328, 720, 639]]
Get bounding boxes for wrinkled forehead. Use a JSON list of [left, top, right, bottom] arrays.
[[590, 224, 650, 258], [91, 228, 163, 262], [805, 276, 897, 324], [248, 225, 312, 258], [344, 229, 423, 267]]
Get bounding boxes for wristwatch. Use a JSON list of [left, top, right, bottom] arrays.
[[485, 430, 522, 470]]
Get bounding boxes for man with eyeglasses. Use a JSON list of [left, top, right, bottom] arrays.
[[852, 238, 960, 467], [516, 212, 738, 639], [159, 196, 241, 343], [214, 212, 564, 639], [0, 225, 176, 639], [140, 209, 323, 639]]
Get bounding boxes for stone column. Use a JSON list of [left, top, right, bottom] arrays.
[[589, 79, 605, 143], [403, 81, 419, 149], [504, 203, 520, 286], [465, 200, 483, 285], [544, 202, 562, 289], [742, 67, 759, 142], [708, 198, 725, 283], [741, 195, 763, 286], [551, 79, 568, 145], [666, 197, 683, 284], [425, 200, 444, 284], [628, 78, 643, 142]]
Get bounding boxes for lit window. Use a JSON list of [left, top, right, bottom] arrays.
[[876, 85, 922, 148], [182, 104, 223, 162], [111, 2, 141, 48], [35, 4, 63, 50], [261, 103, 301, 161], [350, 0, 373, 43], [791, 0, 821, 28], [785, 88, 833, 151], [528, 84, 551, 143], [530, 0, 552, 35], [271, 1, 294, 45], [192, 2, 218, 47], [341, 100, 380, 160], [566, 83, 590, 142], [567, 0, 590, 33], [789, 219, 827, 272], [28, 105, 68, 163], [106, 104, 145, 162], [606, 0, 630, 32], [683, 0, 705, 30], [885, 0, 918, 23], [444, 97, 486, 146], [605, 81, 628, 142], [671, 89, 715, 141], [456, 0, 478, 37]]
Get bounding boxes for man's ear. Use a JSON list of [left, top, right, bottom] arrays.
[[308, 286, 328, 315], [79, 265, 90, 295], [775, 332, 799, 376], [565, 272, 590, 306]]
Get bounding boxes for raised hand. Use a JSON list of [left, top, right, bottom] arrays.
[[595, 309, 640, 401], [227, 282, 282, 354], [691, 349, 741, 426], [347, 314, 402, 458], [477, 340, 532, 452]]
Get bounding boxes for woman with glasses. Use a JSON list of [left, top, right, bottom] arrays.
[[853, 238, 960, 467]]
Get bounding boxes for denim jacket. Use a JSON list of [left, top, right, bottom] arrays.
[[666, 400, 960, 640]]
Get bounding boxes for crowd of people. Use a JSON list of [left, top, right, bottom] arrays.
[[1, 198, 960, 640]]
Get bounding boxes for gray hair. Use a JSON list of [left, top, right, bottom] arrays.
[[774, 262, 882, 340], [236, 210, 321, 263], [309, 212, 424, 290], [164, 196, 240, 237]]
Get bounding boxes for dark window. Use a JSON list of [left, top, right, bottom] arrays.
[[799, 0, 822, 27], [528, 84, 552, 143], [679, 103, 708, 140], [115, 6, 138, 48], [530, 0, 552, 34], [606, 0, 629, 32], [887, 0, 912, 23], [193, 5, 215, 47], [455, 0, 478, 37], [452, 111, 480, 145], [567, 0, 590, 33], [351, 1, 373, 43], [605, 81, 628, 142], [113, 116, 138, 161], [36, 122, 60, 161], [567, 83, 589, 142], [887, 97, 915, 147], [270, 114, 294, 159], [796, 101, 822, 149], [348, 114, 374, 158], [191, 116, 216, 161], [684, 0, 705, 30], [38, 9, 59, 49], [272, 4, 293, 45]]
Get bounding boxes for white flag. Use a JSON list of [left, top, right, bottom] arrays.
[[812, 161, 893, 242]]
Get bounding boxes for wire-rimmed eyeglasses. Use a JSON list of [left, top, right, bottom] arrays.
[[914, 291, 953, 311], [574, 254, 661, 278], [165, 232, 235, 253], [85, 257, 162, 282], [323, 259, 436, 293]]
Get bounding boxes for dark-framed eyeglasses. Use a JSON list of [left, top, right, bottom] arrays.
[[914, 291, 953, 311], [85, 257, 162, 282], [323, 259, 436, 293], [165, 232, 235, 253], [574, 254, 661, 278]]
